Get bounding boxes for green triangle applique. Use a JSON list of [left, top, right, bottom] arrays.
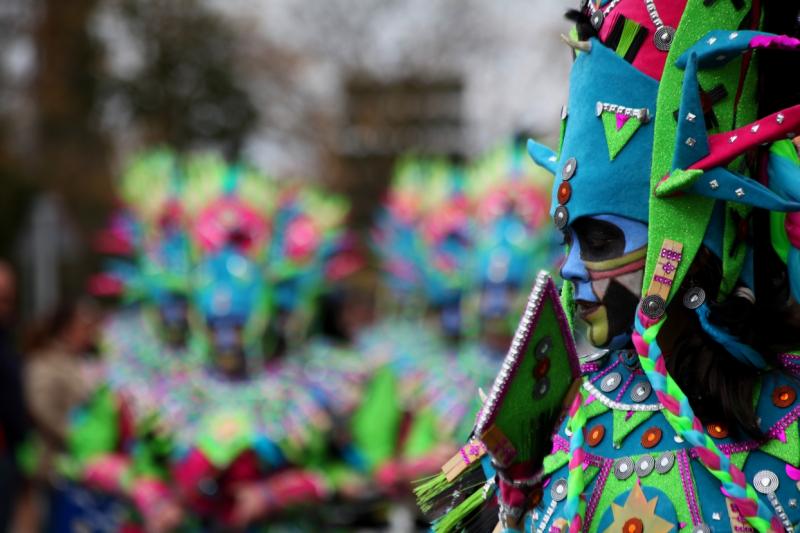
[[730, 450, 751, 471], [612, 409, 656, 446], [601, 112, 644, 161], [761, 420, 800, 467]]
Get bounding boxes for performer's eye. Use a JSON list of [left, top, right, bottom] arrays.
[[573, 218, 625, 261]]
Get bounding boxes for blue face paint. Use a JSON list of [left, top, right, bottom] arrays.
[[561, 215, 648, 349]]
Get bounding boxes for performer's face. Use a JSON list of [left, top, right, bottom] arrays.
[[560, 215, 647, 348]]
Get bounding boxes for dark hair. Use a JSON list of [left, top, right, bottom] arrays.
[[662, 242, 800, 438]]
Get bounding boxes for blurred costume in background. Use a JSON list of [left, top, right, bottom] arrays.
[[361, 147, 558, 502], [419, 1, 800, 532]]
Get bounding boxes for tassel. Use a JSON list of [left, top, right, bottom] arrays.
[[432, 482, 490, 533]]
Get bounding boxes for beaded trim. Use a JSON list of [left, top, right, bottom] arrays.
[[595, 101, 651, 122], [615, 372, 636, 402], [589, 358, 621, 385], [678, 449, 703, 526], [584, 458, 612, 527], [583, 380, 664, 412]]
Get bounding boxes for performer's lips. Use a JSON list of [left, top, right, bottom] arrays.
[[576, 300, 602, 320]]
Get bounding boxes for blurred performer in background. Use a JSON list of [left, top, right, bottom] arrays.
[[420, 1, 800, 532]]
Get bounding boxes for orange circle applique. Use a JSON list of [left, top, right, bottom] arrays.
[[773, 386, 796, 408], [533, 358, 551, 378], [622, 518, 644, 533], [641, 427, 662, 448], [586, 424, 605, 447], [557, 181, 572, 204], [707, 423, 729, 439]]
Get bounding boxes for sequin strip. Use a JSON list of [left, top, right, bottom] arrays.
[[677, 449, 703, 526], [660, 248, 682, 261], [589, 358, 621, 385], [614, 371, 636, 402], [580, 362, 601, 374], [584, 458, 612, 527], [653, 275, 673, 285], [582, 381, 663, 412], [535, 499, 559, 533]]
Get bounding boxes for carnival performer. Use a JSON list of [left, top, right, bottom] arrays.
[[420, 1, 800, 532]]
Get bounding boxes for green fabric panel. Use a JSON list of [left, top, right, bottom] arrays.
[[403, 407, 440, 459], [643, 0, 754, 304], [350, 365, 402, 471], [612, 409, 656, 446], [760, 421, 800, 467], [68, 386, 120, 464], [615, 18, 641, 60], [558, 117, 567, 155], [490, 295, 578, 464], [601, 112, 643, 161], [653, 169, 704, 198], [543, 450, 569, 475]]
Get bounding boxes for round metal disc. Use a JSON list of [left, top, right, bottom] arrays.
[[533, 377, 550, 399], [535, 336, 552, 358], [635, 455, 655, 477], [630, 381, 652, 403], [554, 206, 570, 230], [551, 478, 568, 502], [599, 371, 622, 393], [562, 157, 577, 180], [654, 26, 676, 51], [641, 295, 666, 320], [683, 287, 706, 310], [753, 470, 780, 494], [692, 525, 711, 533], [614, 457, 634, 480], [590, 10, 604, 30], [654, 452, 675, 474]]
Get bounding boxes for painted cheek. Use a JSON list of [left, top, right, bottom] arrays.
[[560, 238, 598, 302]]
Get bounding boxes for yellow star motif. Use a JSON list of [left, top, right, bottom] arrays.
[[602, 482, 674, 533]]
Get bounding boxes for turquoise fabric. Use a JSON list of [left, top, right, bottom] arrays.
[[529, 39, 659, 225]]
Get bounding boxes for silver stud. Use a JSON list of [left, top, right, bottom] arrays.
[[778, 113, 785, 124], [561, 105, 569, 120], [729, 135, 738, 143], [635, 455, 655, 477], [600, 372, 622, 392], [709, 179, 719, 190], [614, 458, 634, 480], [707, 37, 717, 45], [751, 124, 760, 133], [712, 512, 721, 520], [655, 452, 675, 474], [674, 435, 684, 443], [753, 470, 780, 494], [551, 478, 568, 501], [789, 499, 797, 509], [693, 525, 711, 533], [735, 187, 745, 198], [729, 32, 739, 39], [686, 112, 697, 123], [685, 137, 696, 147], [631, 382, 652, 403]]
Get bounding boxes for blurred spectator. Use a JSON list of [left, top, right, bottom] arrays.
[[0, 260, 27, 533], [23, 298, 103, 484]]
